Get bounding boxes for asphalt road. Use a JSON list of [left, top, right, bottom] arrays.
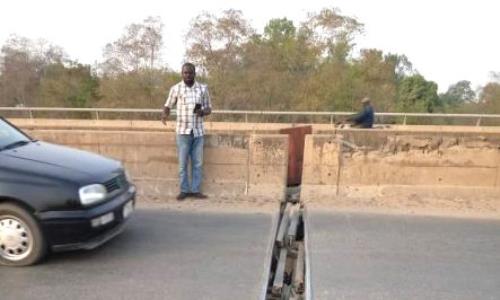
[[0, 208, 276, 300], [308, 211, 500, 300]]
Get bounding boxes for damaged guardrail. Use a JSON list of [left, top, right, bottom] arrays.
[[266, 198, 307, 300]]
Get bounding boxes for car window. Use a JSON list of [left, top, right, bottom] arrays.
[[0, 118, 31, 150]]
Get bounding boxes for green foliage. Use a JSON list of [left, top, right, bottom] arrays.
[[0, 35, 67, 106], [440, 80, 476, 109], [397, 75, 440, 113], [97, 69, 179, 108], [304, 7, 364, 62], [264, 18, 296, 43], [350, 50, 399, 112], [479, 82, 500, 113], [39, 63, 99, 107], [1, 10, 499, 120], [100, 16, 164, 74]]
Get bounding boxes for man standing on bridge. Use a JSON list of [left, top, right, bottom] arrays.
[[161, 62, 212, 201]]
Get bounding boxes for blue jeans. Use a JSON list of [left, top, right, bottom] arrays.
[[176, 133, 204, 193]]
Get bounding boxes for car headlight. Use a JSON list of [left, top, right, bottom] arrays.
[[79, 184, 107, 206]]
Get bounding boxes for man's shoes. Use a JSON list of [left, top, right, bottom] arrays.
[[176, 192, 189, 201], [190, 192, 208, 199]]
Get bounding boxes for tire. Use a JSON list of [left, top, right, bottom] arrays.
[[0, 203, 47, 266]]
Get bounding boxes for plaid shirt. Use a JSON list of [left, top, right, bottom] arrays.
[[164, 81, 212, 137]]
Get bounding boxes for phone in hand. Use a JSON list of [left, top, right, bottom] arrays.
[[193, 103, 202, 113]]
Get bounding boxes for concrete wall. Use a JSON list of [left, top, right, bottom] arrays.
[[21, 128, 288, 201], [11, 118, 500, 214], [12, 118, 500, 134], [302, 129, 500, 216], [10, 118, 310, 134]]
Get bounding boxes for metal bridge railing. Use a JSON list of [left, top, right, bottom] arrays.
[[1, 107, 499, 126]]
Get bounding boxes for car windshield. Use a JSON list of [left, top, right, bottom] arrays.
[[0, 118, 32, 151]]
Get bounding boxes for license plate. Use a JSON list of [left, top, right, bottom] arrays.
[[123, 201, 134, 219], [91, 212, 114, 227], [100, 212, 114, 225]]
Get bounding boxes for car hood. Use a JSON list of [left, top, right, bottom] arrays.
[[0, 141, 122, 184]]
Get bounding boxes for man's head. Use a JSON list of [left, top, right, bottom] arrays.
[[182, 62, 196, 86], [361, 97, 371, 106]]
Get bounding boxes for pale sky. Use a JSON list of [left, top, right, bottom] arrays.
[[1, 0, 499, 92]]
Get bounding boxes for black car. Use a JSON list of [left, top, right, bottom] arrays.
[[0, 117, 136, 266]]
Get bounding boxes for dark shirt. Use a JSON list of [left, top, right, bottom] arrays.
[[352, 105, 374, 128]]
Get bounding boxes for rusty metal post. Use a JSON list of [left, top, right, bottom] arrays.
[[279, 126, 312, 187]]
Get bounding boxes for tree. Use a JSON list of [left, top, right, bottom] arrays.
[[343, 49, 402, 112], [479, 82, 500, 113], [280, 8, 364, 113], [303, 7, 364, 62], [39, 63, 100, 107], [185, 9, 252, 75], [0, 35, 67, 106], [264, 18, 296, 44], [440, 80, 476, 108], [100, 16, 164, 74], [490, 71, 500, 82], [185, 10, 253, 110], [261, 18, 315, 73], [97, 69, 178, 108], [397, 75, 440, 113], [99, 16, 165, 106], [384, 54, 414, 80]]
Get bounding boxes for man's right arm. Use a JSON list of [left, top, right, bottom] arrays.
[[161, 106, 170, 125], [162, 86, 177, 125]]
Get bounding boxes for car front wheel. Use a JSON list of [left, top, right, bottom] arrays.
[[0, 203, 47, 266]]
